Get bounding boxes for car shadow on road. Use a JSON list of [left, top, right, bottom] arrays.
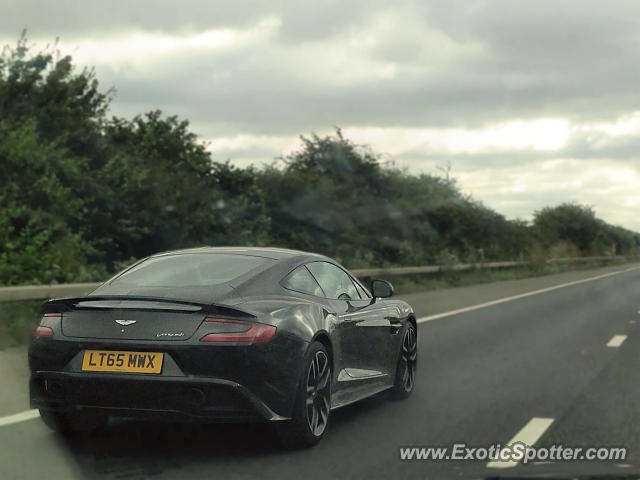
[[57, 392, 392, 479]]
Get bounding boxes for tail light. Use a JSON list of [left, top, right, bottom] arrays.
[[31, 326, 54, 336], [30, 312, 61, 337], [200, 317, 276, 343]]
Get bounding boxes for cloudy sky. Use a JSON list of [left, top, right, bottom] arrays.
[[4, 0, 640, 229]]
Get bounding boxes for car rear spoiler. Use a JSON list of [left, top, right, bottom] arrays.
[[40, 295, 256, 320]]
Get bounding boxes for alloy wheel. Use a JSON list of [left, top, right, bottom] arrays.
[[400, 326, 417, 392], [306, 350, 331, 436]]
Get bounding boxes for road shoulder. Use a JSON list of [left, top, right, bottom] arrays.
[[0, 344, 30, 417]]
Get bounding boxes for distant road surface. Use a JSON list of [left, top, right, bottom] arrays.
[[1, 262, 639, 479]]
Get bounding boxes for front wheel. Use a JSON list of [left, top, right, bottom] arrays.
[[277, 341, 332, 449], [391, 323, 417, 399]]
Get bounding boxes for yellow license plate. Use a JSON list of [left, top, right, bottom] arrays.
[[81, 350, 164, 374]]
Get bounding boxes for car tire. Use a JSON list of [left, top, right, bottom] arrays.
[[39, 409, 108, 433], [277, 341, 332, 449], [391, 323, 417, 400]]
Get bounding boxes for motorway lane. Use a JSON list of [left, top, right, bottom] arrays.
[[522, 319, 640, 475], [1, 266, 640, 479]]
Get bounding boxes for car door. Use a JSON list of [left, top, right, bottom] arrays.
[[306, 262, 395, 378], [349, 274, 405, 373]]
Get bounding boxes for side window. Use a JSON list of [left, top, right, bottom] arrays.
[[306, 262, 361, 300], [282, 266, 324, 297]]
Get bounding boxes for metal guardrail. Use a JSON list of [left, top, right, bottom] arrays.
[[546, 256, 626, 264], [0, 256, 631, 302], [352, 256, 630, 277], [351, 260, 525, 277], [0, 282, 101, 302]]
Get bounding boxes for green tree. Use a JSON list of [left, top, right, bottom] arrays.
[[0, 35, 271, 283], [0, 120, 102, 284], [533, 203, 600, 254], [93, 112, 271, 264]]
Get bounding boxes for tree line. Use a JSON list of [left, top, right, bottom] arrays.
[[1, 36, 637, 286]]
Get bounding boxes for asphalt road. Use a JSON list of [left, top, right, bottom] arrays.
[[1, 263, 640, 479]]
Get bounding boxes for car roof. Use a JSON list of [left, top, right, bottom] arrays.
[[150, 246, 331, 262]]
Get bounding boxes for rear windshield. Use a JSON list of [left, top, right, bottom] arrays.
[[106, 253, 268, 288]]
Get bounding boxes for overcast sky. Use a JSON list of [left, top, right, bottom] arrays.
[[4, 0, 640, 230]]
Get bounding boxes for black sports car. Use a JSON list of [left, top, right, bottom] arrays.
[[29, 247, 418, 447]]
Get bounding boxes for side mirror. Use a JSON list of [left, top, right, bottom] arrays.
[[371, 279, 393, 298]]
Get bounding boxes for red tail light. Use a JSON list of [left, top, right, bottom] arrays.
[[31, 312, 61, 336], [31, 326, 54, 336], [200, 317, 276, 343]]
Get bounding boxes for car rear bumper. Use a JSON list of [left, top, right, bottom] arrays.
[[30, 371, 289, 422]]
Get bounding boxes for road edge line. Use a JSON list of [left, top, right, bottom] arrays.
[[0, 409, 40, 428]]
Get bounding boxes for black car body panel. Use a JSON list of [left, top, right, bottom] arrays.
[[29, 247, 416, 422]]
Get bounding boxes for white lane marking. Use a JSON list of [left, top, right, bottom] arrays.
[[0, 409, 40, 428], [607, 335, 628, 348], [486, 417, 554, 469], [417, 265, 640, 323]]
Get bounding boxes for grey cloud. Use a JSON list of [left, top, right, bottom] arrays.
[[7, 0, 640, 133], [4, 0, 371, 40], [563, 131, 640, 160], [392, 129, 640, 169], [3, 0, 273, 36]]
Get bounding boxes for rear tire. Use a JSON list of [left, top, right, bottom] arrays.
[[39, 409, 108, 433], [277, 341, 331, 449], [391, 323, 417, 400]]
